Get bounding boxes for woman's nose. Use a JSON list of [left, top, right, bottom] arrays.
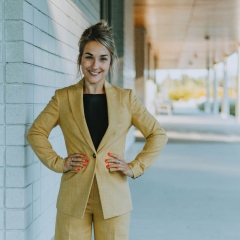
[[92, 59, 99, 69]]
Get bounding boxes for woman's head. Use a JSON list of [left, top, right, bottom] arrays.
[[77, 20, 117, 83]]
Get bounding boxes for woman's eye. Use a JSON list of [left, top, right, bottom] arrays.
[[86, 56, 92, 59], [100, 58, 107, 61]]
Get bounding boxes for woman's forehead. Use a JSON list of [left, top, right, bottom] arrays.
[[83, 41, 110, 56]]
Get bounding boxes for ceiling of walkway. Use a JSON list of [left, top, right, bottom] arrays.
[[134, 0, 240, 69]]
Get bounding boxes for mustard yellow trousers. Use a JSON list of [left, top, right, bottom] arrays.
[[55, 177, 130, 240]]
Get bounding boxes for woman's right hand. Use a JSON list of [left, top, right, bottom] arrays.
[[63, 153, 89, 173]]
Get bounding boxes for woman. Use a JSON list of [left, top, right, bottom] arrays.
[[27, 20, 167, 240]]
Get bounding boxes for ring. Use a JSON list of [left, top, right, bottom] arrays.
[[70, 161, 73, 166], [118, 159, 121, 164], [71, 157, 74, 161]]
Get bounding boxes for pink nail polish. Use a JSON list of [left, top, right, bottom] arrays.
[[105, 159, 108, 162], [108, 152, 111, 155], [77, 168, 81, 171], [82, 164, 87, 167], [84, 159, 89, 162]]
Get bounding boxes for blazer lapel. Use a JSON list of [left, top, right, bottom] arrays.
[[97, 81, 120, 152], [68, 79, 95, 153]]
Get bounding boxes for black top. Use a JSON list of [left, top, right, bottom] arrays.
[[83, 94, 108, 150]]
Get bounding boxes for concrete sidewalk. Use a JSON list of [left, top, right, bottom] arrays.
[[127, 110, 240, 240]]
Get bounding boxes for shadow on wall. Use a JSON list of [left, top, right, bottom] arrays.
[[4, 0, 99, 239]]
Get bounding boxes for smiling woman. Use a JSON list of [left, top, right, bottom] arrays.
[[26, 20, 168, 240]]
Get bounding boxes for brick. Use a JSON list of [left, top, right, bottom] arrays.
[[0, 0, 2, 20], [0, 209, 3, 229], [6, 205, 32, 229], [6, 104, 33, 124], [32, 162, 40, 182], [6, 185, 32, 208], [0, 24, 2, 41], [32, 217, 41, 239], [33, 47, 42, 67], [32, 198, 40, 220], [0, 188, 3, 208], [5, 21, 33, 44], [6, 85, 34, 103], [41, 32, 49, 52], [0, 127, 4, 146], [23, 1, 34, 24], [0, 168, 3, 187], [33, 27, 42, 48], [6, 125, 26, 146], [34, 8, 48, 33], [6, 42, 34, 64], [41, 51, 49, 69], [31, 0, 50, 16], [33, 180, 40, 201], [5, 1, 23, 20], [6, 146, 33, 167], [6, 63, 34, 84], [0, 85, 3, 103], [5, 1, 33, 24], [6, 166, 33, 188], [6, 224, 33, 240], [0, 64, 3, 83], [0, 105, 3, 124], [0, 147, 4, 166]]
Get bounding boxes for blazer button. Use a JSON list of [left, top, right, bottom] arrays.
[[93, 153, 96, 158]]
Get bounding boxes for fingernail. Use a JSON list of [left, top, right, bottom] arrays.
[[81, 154, 86, 157], [77, 168, 81, 171], [105, 159, 108, 162], [84, 159, 89, 162], [82, 164, 87, 167], [106, 164, 110, 168], [108, 152, 111, 155], [116, 167, 118, 170]]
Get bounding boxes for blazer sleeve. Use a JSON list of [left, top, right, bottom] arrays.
[[26, 90, 65, 173], [127, 90, 168, 179]]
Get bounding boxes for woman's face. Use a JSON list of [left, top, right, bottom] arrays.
[[81, 41, 111, 86]]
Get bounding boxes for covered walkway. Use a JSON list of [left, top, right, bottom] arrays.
[[128, 107, 240, 240]]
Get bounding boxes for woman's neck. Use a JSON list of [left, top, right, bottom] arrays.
[[83, 80, 105, 94]]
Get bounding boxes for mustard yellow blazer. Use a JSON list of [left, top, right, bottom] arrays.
[[27, 79, 167, 220]]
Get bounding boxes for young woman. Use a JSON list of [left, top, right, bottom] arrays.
[[27, 20, 167, 240]]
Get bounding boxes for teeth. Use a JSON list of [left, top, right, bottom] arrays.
[[90, 71, 99, 75]]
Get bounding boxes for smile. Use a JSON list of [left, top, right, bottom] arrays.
[[89, 70, 101, 76]]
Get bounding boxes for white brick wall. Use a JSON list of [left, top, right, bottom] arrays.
[[2, 0, 100, 239]]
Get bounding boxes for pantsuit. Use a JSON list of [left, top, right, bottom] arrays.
[[55, 176, 130, 240], [27, 78, 168, 238]]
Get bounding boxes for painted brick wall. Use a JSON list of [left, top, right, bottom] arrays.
[[1, 0, 100, 239]]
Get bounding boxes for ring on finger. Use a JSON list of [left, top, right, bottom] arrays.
[[118, 159, 121, 164], [70, 161, 74, 166]]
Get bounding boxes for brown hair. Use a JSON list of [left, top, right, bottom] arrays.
[[77, 20, 118, 80]]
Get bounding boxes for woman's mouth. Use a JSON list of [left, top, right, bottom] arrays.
[[88, 70, 101, 76]]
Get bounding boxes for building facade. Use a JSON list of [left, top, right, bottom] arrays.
[[0, 0, 135, 239]]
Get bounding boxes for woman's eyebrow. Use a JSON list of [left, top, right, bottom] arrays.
[[84, 52, 109, 57]]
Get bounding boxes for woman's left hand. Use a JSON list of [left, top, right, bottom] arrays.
[[105, 152, 134, 178]]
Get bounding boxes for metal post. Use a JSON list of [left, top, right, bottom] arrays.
[[213, 63, 219, 115], [205, 67, 211, 113], [236, 47, 240, 123], [221, 57, 229, 118]]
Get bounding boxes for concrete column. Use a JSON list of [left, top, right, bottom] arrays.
[[135, 28, 147, 104], [213, 64, 219, 115], [205, 68, 211, 113], [221, 57, 230, 118], [236, 47, 240, 123]]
